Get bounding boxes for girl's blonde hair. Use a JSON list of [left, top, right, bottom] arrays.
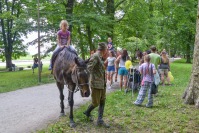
[[144, 55, 151, 63], [59, 20, 69, 29]]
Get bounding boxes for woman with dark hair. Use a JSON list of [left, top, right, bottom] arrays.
[[115, 49, 129, 93], [104, 50, 116, 89]]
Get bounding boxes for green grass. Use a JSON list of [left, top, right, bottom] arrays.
[[173, 58, 192, 64], [18, 54, 51, 60], [0, 65, 55, 93], [38, 61, 199, 133]]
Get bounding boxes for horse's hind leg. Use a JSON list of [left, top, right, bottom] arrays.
[[68, 84, 76, 128], [57, 82, 65, 116]]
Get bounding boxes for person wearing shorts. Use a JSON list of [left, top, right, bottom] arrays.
[[115, 49, 129, 92], [104, 50, 116, 89], [159, 51, 170, 85]]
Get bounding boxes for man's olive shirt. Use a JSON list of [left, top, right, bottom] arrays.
[[87, 52, 106, 89]]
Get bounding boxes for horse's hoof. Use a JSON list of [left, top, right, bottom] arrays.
[[70, 122, 76, 128], [59, 113, 65, 117]]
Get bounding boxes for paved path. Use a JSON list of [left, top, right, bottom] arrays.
[[0, 82, 119, 133]]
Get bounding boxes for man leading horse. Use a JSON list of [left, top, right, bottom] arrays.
[[83, 42, 110, 128]]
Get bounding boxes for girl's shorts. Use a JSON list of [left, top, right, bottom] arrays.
[[107, 66, 115, 72], [118, 67, 128, 75]]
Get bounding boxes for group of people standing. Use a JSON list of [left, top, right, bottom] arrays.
[[134, 46, 171, 108], [50, 19, 171, 127], [104, 44, 171, 108]]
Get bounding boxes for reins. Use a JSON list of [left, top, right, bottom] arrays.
[[70, 66, 89, 93]]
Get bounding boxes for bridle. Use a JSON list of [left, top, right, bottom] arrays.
[[71, 66, 89, 93]]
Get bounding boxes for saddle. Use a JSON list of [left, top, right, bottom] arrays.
[[51, 46, 78, 70]]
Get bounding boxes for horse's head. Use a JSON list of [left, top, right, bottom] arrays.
[[72, 57, 90, 97]]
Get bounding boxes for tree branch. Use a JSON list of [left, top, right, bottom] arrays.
[[115, 0, 126, 10], [94, 0, 103, 14]]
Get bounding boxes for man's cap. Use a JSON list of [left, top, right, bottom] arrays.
[[98, 42, 107, 50]]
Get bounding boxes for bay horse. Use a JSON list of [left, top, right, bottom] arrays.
[[53, 47, 90, 128]]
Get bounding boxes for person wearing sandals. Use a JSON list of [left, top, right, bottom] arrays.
[[134, 55, 156, 108], [115, 49, 129, 93], [114, 48, 122, 82], [104, 50, 116, 89], [159, 51, 171, 86]]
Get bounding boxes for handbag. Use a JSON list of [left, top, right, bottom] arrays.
[[150, 64, 157, 94], [141, 77, 145, 86], [168, 71, 174, 82], [154, 72, 160, 85], [151, 83, 157, 94]]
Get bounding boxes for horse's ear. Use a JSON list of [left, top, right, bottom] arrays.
[[84, 58, 90, 64], [74, 57, 80, 66]]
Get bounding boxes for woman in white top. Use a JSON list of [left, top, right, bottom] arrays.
[[115, 49, 129, 92], [104, 50, 116, 89]]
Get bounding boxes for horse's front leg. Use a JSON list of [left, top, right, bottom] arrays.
[[57, 82, 65, 117], [68, 84, 76, 128]]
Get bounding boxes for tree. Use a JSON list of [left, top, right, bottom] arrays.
[[0, 0, 30, 68], [183, 0, 199, 108]]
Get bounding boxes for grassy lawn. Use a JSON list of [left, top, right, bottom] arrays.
[[0, 65, 55, 93], [38, 60, 199, 133], [18, 54, 51, 60]]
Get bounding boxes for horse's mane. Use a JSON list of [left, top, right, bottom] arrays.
[[59, 47, 86, 68], [62, 47, 77, 61]]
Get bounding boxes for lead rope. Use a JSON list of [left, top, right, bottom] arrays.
[[74, 68, 80, 93]]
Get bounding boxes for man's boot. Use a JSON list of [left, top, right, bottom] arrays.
[[97, 102, 110, 128], [83, 104, 95, 121]]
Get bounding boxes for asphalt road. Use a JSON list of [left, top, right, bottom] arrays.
[[0, 82, 118, 133]]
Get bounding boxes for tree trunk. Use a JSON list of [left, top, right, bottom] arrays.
[[86, 25, 94, 51], [186, 43, 191, 63], [183, 1, 199, 108], [0, 1, 13, 69], [106, 0, 115, 38], [5, 46, 12, 69], [186, 33, 192, 63], [77, 27, 85, 60], [65, 0, 74, 33]]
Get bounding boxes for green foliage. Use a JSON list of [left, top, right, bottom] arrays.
[[0, 0, 197, 65], [0, 65, 54, 93], [38, 62, 199, 132]]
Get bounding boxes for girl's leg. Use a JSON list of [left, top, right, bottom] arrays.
[[119, 75, 123, 90], [110, 71, 114, 86], [115, 67, 118, 82], [161, 75, 165, 85], [134, 82, 148, 105], [107, 71, 110, 82], [160, 70, 165, 85], [147, 83, 153, 107], [123, 75, 128, 93], [49, 45, 60, 70]]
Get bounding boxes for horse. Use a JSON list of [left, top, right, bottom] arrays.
[[53, 47, 90, 128]]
